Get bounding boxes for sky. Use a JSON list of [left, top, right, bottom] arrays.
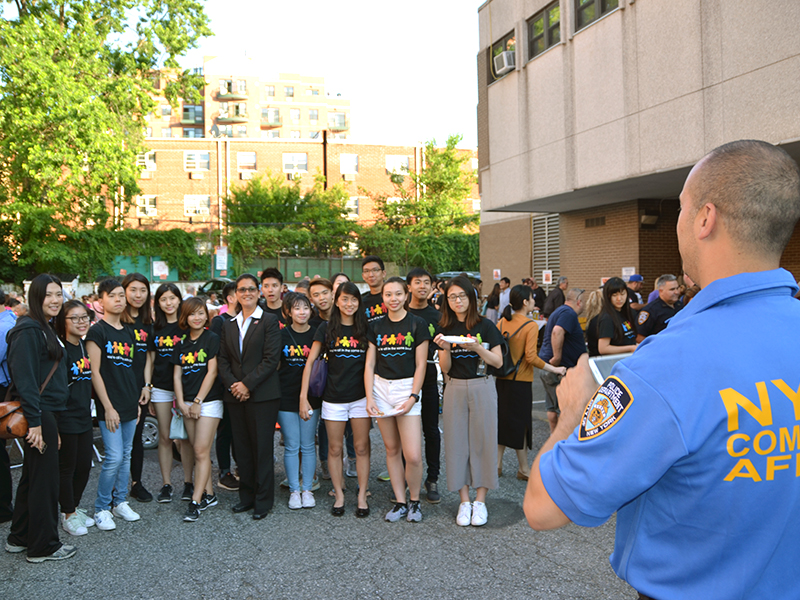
[[180, 0, 484, 148]]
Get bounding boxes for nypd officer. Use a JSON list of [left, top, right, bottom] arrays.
[[635, 274, 681, 341], [524, 140, 800, 600]]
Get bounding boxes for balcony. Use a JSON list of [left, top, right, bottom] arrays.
[[181, 117, 204, 125], [217, 113, 248, 124], [328, 117, 349, 132], [216, 91, 248, 101], [260, 116, 282, 128]]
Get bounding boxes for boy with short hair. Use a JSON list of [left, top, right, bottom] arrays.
[[86, 279, 141, 530]]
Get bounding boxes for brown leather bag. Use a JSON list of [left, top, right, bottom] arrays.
[[0, 362, 60, 440]]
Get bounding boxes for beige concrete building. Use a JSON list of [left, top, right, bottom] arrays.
[[477, 0, 800, 296]]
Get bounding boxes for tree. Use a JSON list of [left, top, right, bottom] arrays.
[[0, 0, 211, 277], [369, 134, 478, 234]]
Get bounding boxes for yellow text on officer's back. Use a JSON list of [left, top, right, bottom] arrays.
[[722, 380, 800, 481]]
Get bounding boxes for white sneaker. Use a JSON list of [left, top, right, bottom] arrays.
[[112, 501, 141, 522], [301, 490, 315, 508], [288, 491, 303, 510], [94, 510, 116, 531], [456, 502, 472, 526], [471, 501, 488, 526], [76, 508, 95, 528], [61, 513, 88, 537]]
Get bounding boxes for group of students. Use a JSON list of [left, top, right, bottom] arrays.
[[4, 256, 550, 563]]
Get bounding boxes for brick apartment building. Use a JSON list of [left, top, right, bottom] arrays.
[[477, 0, 800, 296]]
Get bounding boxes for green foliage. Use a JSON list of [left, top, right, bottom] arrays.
[[225, 172, 357, 259], [0, 0, 212, 232], [369, 134, 478, 235]]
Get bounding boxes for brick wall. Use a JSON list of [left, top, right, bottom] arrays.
[[479, 216, 532, 287], [638, 199, 682, 297], [780, 221, 800, 281], [560, 201, 640, 293]]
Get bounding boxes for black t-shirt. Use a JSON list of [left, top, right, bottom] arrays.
[[56, 340, 93, 434], [264, 305, 286, 329], [130, 314, 153, 390], [279, 325, 319, 412], [586, 315, 601, 357], [210, 312, 234, 337], [409, 304, 441, 360], [440, 318, 504, 380], [313, 322, 366, 403], [85, 320, 138, 422], [170, 329, 223, 402], [368, 313, 431, 380], [362, 291, 387, 324], [597, 311, 637, 347], [152, 322, 187, 391]]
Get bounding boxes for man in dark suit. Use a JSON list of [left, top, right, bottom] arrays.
[[217, 274, 282, 520]]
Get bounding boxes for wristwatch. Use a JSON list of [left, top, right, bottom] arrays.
[[409, 393, 420, 402], [144, 383, 153, 390], [193, 397, 204, 405]]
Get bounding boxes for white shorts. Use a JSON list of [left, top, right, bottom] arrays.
[[151, 388, 175, 403], [198, 400, 223, 419], [372, 375, 421, 417], [322, 398, 369, 422]]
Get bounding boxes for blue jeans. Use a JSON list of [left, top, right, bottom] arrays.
[[95, 419, 137, 513], [277, 410, 320, 492]]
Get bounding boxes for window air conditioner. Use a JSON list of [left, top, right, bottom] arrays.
[[145, 206, 158, 217], [140, 170, 152, 180], [494, 51, 515, 76], [190, 171, 204, 179], [240, 171, 253, 180], [342, 173, 356, 182]]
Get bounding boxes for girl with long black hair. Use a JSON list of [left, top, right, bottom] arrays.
[[300, 281, 371, 517], [596, 277, 638, 355], [6, 274, 75, 562], [121, 273, 156, 503], [54, 299, 95, 537], [150, 283, 190, 503]]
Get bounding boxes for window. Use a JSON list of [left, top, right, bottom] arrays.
[[161, 105, 172, 117], [145, 127, 153, 138], [183, 128, 203, 138], [471, 157, 479, 170], [528, 3, 561, 59], [575, 0, 618, 30], [472, 198, 481, 212], [184, 151, 210, 171], [234, 102, 247, 117], [309, 109, 319, 122], [183, 105, 203, 123], [236, 125, 247, 137], [262, 130, 280, 139], [284, 86, 294, 97], [161, 127, 172, 138], [290, 130, 301, 139], [262, 107, 280, 123], [184, 195, 211, 216], [136, 151, 156, 170], [308, 131, 320, 139], [283, 153, 308, 173], [385, 155, 410, 175], [266, 85, 275, 97], [332, 133, 346, 140], [328, 112, 346, 128], [489, 30, 516, 83], [306, 88, 320, 96], [219, 79, 233, 95], [236, 79, 247, 94], [290, 108, 300, 123], [346, 197, 360, 219], [238, 151, 256, 171], [220, 124, 233, 137], [219, 102, 229, 118], [340, 154, 358, 174], [136, 195, 157, 217]]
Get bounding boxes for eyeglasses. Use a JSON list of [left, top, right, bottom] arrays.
[[67, 315, 91, 323], [447, 293, 469, 302], [236, 287, 258, 294], [362, 268, 382, 274]]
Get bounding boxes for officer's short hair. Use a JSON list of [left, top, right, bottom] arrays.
[[656, 274, 677, 289], [691, 140, 800, 256]]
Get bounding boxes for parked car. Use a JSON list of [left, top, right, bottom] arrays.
[[196, 278, 232, 301], [142, 415, 159, 450]]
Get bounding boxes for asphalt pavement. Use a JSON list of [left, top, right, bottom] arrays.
[[2, 378, 637, 600]]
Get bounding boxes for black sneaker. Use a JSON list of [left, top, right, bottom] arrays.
[[130, 482, 153, 503], [424, 480, 440, 504], [218, 472, 239, 491], [199, 493, 218, 511], [157, 484, 173, 503], [183, 502, 200, 522], [181, 482, 194, 502]]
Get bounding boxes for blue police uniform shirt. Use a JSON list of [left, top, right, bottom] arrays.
[[538, 304, 586, 368], [539, 269, 800, 600]]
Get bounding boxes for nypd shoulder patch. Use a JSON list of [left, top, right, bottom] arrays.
[[637, 311, 649, 325], [579, 376, 634, 440]]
